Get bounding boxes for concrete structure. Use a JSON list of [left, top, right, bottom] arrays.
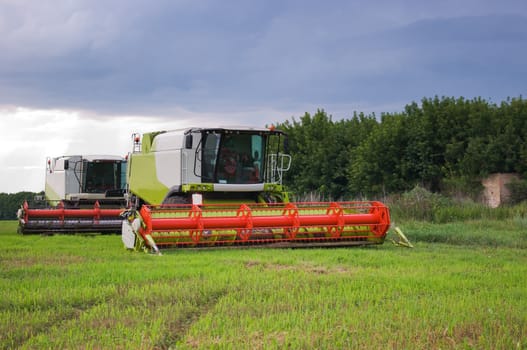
[[482, 173, 520, 208]]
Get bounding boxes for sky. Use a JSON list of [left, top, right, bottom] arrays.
[[1, 0, 526, 193]]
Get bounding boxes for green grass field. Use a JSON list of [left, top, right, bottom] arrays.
[[1, 219, 526, 349]]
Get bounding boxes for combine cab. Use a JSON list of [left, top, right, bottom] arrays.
[[18, 155, 127, 234], [122, 127, 391, 253]]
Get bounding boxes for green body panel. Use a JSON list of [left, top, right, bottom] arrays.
[[141, 131, 165, 153], [128, 152, 169, 205], [263, 184, 290, 202], [44, 183, 60, 203], [181, 184, 215, 192]]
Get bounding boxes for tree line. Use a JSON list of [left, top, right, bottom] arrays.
[[278, 96, 527, 200], [0, 192, 42, 220]]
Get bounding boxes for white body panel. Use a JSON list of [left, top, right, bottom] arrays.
[[152, 132, 184, 151], [155, 150, 182, 188], [46, 170, 67, 199], [122, 219, 141, 249], [46, 155, 82, 200], [213, 183, 265, 192], [151, 131, 202, 187]]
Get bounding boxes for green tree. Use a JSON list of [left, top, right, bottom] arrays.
[[348, 113, 408, 196], [279, 96, 526, 199], [0, 192, 42, 220], [279, 109, 378, 199]]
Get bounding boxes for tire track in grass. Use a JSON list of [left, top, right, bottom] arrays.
[[10, 299, 106, 349], [154, 289, 229, 349]]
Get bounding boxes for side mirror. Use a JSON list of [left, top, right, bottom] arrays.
[[64, 159, 69, 170], [185, 134, 193, 149]]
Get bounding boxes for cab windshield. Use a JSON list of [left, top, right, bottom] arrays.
[[202, 132, 265, 184], [83, 161, 126, 193]]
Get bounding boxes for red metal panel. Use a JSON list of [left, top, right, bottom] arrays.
[[24, 201, 122, 219]]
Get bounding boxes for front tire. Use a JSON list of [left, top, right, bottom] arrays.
[[162, 195, 189, 205]]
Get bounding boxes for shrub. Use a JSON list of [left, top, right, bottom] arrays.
[[440, 176, 483, 202], [506, 179, 527, 204], [387, 185, 451, 222], [388, 185, 525, 223]]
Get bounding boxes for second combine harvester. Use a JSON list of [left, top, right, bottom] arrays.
[[18, 155, 127, 234], [122, 126, 391, 253]]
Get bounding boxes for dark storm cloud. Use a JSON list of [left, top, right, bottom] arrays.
[[339, 14, 527, 104], [0, 0, 526, 117]]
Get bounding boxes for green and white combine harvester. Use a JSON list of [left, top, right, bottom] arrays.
[[18, 126, 391, 252], [18, 155, 127, 234]]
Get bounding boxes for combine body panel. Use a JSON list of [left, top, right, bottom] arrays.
[[18, 155, 127, 234], [123, 127, 391, 252]]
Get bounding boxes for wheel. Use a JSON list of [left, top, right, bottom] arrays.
[[162, 195, 189, 205], [63, 200, 80, 209]]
